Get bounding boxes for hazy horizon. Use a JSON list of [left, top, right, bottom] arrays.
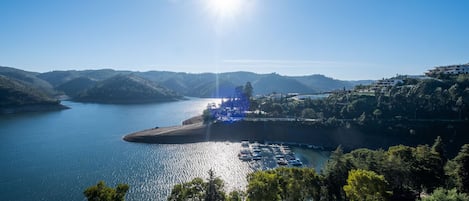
[[1, 0, 468, 80]]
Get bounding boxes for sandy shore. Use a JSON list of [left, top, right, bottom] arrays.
[[123, 117, 469, 155], [123, 119, 372, 149], [123, 122, 210, 144]]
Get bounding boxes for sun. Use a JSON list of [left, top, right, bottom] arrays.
[[205, 0, 244, 20]]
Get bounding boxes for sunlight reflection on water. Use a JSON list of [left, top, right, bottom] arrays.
[[125, 142, 253, 200]]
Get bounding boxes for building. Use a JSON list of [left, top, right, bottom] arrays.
[[426, 64, 469, 76], [375, 78, 404, 88]]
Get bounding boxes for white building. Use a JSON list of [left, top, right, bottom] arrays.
[[426, 64, 469, 76], [375, 78, 404, 88]]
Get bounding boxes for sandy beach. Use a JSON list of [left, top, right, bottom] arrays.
[[123, 117, 372, 150]]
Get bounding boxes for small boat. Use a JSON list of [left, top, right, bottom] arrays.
[[241, 141, 250, 148], [252, 148, 261, 153], [275, 154, 285, 159], [240, 148, 251, 155], [252, 154, 262, 160], [239, 154, 252, 161], [277, 158, 288, 165], [288, 159, 303, 166]]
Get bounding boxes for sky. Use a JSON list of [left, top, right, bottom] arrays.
[[1, 0, 468, 80]]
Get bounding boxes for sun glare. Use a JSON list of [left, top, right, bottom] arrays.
[[206, 0, 244, 20]]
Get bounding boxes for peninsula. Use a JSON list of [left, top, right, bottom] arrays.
[[124, 70, 469, 155]]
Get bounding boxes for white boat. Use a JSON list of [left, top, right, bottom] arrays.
[[252, 154, 262, 160], [288, 159, 303, 166], [277, 158, 288, 165], [241, 141, 250, 148], [240, 148, 251, 155], [238, 154, 252, 161]]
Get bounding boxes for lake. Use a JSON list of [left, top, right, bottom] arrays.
[[0, 98, 329, 201]]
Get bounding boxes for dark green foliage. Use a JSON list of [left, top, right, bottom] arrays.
[[432, 136, 447, 162], [261, 75, 469, 120], [0, 66, 56, 95], [56, 76, 97, 97], [227, 190, 245, 201], [243, 82, 253, 99], [0, 75, 60, 108], [168, 169, 226, 201], [165, 142, 469, 201], [75, 74, 181, 104], [343, 169, 390, 201], [251, 73, 315, 95], [322, 146, 351, 201], [422, 188, 469, 201], [168, 178, 206, 201], [205, 169, 226, 201], [246, 167, 321, 201], [452, 144, 469, 193], [83, 181, 129, 201]]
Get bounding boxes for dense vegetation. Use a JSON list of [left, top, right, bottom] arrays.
[[83, 181, 129, 201], [249, 75, 469, 120], [202, 75, 469, 155], [165, 141, 469, 201], [38, 69, 369, 97], [0, 75, 65, 114], [1, 66, 370, 107], [74, 74, 182, 103], [0, 75, 59, 106]]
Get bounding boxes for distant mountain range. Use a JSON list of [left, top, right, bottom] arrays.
[[38, 69, 372, 97], [0, 66, 373, 113]]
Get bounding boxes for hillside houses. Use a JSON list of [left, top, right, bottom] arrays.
[[426, 64, 469, 77]]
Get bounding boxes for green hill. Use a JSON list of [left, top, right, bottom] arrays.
[[3, 66, 371, 99], [252, 73, 315, 94], [56, 77, 97, 97], [74, 74, 182, 103], [0, 66, 56, 96], [37, 69, 127, 87], [0, 75, 66, 114]]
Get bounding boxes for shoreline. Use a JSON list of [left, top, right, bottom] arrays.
[[124, 117, 382, 150], [123, 116, 469, 155], [0, 103, 69, 115]]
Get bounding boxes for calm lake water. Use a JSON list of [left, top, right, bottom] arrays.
[[0, 98, 329, 201]]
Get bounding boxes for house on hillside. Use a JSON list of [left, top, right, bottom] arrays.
[[426, 64, 469, 76]]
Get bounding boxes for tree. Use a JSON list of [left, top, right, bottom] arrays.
[[411, 145, 445, 194], [453, 144, 469, 193], [322, 146, 351, 201], [301, 108, 316, 119], [343, 169, 390, 201], [432, 136, 447, 162], [246, 167, 321, 201], [243, 82, 253, 99], [84, 181, 129, 201], [227, 190, 245, 201], [168, 170, 226, 201], [422, 188, 469, 201], [246, 171, 281, 201], [235, 86, 244, 99], [373, 108, 382, 120], [168, 178, 206, 201], [384, 145, 414, 190], [205, 169, 226, 201]]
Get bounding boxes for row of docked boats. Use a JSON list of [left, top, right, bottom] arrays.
[[238, 141, 303, 167]]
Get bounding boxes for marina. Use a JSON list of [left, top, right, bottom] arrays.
[[238, 141, 326, 170]]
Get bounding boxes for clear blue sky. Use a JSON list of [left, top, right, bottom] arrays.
[[1, 0, 468, 80]]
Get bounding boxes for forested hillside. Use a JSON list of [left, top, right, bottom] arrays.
[[74, 74, 182, 104], [0, 75, 66, 114]]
